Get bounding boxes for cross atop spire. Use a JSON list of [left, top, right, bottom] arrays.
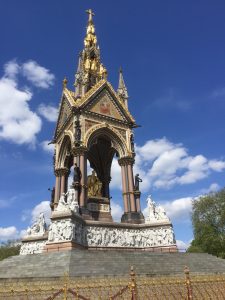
[[86, 9, 95, 23]]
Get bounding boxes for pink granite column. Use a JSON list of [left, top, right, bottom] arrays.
[[79, 150, 87, 208], [121, 164, 129, 213], [54, 170, 61, 208], [60, 168, 68, 195], [135, 192, 141, 212], [127, 163, 136, 212]]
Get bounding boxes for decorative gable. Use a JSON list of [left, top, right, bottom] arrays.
[[89, 91, 124, 121], [54, 96, 72, 138]]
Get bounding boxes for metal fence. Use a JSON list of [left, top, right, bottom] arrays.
[[0, 266, 225, 299]]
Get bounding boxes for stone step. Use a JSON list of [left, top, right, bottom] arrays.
[[0, 250, 225, 279]]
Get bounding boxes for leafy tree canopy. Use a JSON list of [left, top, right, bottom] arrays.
[[187, 188, 225, 258], [0, 240, 20, 261]]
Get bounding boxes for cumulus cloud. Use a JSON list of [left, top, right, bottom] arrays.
[[31, 200, 51, 224], [40, 140, 54, 154], [176, 240, 191, 251], [162, 197, 194, 221], [0, 226, 18, 241], [0, 59, 55, 146], [0, 77, 41, 145], [22, 60, 55, 89], [38, 103, 58, 122], [4, 60, 20, 79], [111, 200, 123, 222], [203, 182, 220, 194], [208, 160, 225, 171], [110, 138, 225, 192], [110, 158, 122, 190]]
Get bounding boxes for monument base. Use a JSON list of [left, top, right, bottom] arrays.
[[20, 210, 177, 254], [121, 212, 145, 224], [44, 241, 86, 252]]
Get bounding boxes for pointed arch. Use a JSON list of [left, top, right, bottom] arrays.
[[84, 124, 128, 158], [57, 134, 73, 169]]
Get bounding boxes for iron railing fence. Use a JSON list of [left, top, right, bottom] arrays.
[[0, 266, 225, 299]]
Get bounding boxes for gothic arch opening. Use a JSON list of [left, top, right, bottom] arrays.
[[86, 128, 124, 199]]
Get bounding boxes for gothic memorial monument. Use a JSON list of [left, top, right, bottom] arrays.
[[20, 10, 177, 255]]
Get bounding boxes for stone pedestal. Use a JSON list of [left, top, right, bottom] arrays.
[[87, 196, 113, 222], [121, 211, 145, 224]]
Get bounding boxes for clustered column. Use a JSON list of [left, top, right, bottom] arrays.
[[54, 167, 69, 208], [118, 157, 137, 214], [72, 146, 88, 210]]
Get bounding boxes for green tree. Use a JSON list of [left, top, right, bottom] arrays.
[[0, 240, 20, 261], [187, 188, 225, 258]]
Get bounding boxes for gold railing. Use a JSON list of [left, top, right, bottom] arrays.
[[0, 266, 225, 299]]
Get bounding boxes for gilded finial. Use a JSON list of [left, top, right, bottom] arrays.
[[63, 77, 68, 89], [86, 9, 95, 23]]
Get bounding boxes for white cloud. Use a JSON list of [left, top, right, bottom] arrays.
[[4, 60, 20, 79], [176, 240, 191, 251], [208, 160, 225, 171], [161, 197, 194, 221], [110, 158, 122, 190], [110, 138, 225, 192], [0, 59, 56, 146], [0, 226, 18, 241], [31, 200, 51, 224], [40, 140, 54, 154], [200, 182, 220, 194], [136, 137, 174, 161], [38, 103, 58, 122], [0, 77, 42, 145], [131, 138, 225, 191], [142, 204, 149, 219], [19, 229, 27, 239], [111, 200, 123, 222], [22, 60, 55, 89], [22, 201, 51, 225]]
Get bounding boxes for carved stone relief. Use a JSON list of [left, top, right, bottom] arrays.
[[20, 240, 46, 255], [85, 225, 175, 248]]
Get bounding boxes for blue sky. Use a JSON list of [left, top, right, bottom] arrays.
[[0, 1, 225, 249]]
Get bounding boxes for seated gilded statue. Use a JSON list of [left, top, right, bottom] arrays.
[[87, 170, 102, 197]]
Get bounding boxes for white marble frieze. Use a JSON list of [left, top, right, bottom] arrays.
[[85, 225, 176, 248], [47, 217, 175, 248], [20, 240, 46, 255], [48, 219, 86, 245]]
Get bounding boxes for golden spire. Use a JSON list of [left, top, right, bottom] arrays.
[[75, 10, 107, 96], [84, 9, 97, 49]]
